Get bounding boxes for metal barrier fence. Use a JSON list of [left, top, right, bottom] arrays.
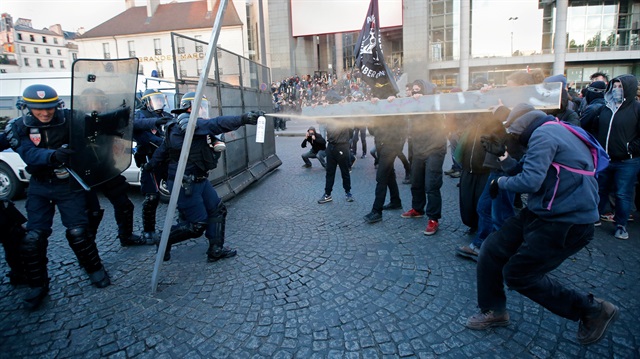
[[170, 32, 280, 200]]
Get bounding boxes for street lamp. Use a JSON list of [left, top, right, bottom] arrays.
[[509, 17, 519, 56]]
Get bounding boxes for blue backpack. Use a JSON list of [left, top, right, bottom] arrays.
[[541, 120, 610, 210]]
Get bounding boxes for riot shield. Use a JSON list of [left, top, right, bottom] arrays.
[[68, 58, 139, 188]]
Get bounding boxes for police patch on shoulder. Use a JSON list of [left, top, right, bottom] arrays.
[[29, 128, 41, 146]]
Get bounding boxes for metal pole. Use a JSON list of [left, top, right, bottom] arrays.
[[151, 0, 229, 293]]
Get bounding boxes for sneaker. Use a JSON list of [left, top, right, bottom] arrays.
[[577, 297, 618, 345], [360, 154, 366, 159], [423, 219, 439, 236], [402, 175, 411, 184], [449, 171, 461, 178], [600, 213, 615, 222], [466, 310, 510, 330], [345, 192, 354, 202], [628, 214, 634, 222], [456, 243, 479, 261], [444, 168, 457, 175], [614, 225, 629, 240], [382, 202, 402, 210], [364, 211, 382, 223], [301, 164, 312, 168], [401, 208, 424, 218], [318, 194, 332, 204], [594, 221, 601, 227]]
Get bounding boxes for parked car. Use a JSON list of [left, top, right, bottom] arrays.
[[0, 147, 146, 201]]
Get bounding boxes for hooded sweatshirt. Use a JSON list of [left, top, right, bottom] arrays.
[[594, 74, 640, 161]]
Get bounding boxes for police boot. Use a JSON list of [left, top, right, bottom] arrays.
[[88, 265, 111, 288], [87, 208, 104, 237], [159, 222, 207, 261], [206, 203, 236, 262], [114, 204, 145, 246], [20, 230, 50, 309], [66, 226, 108, 286], [142, 193, 159, 244]]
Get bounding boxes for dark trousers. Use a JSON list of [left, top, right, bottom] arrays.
[[26, 179, 88, 232], [410, 151, 445, 220], [168, 179, 221, 239], [324, 143, 351, 196], [477, 208, 594, 321], [459, 170, 489, 230], [372, 145, 401, 213], [350, 127, 367, 156]]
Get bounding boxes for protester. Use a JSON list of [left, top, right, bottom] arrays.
[[466, 107, 618, 346], [301, 126, 326, 168]]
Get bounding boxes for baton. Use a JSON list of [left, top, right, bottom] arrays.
[[65, 166, 92, 191]]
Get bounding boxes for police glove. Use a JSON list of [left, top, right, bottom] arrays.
[[489, 179, 500, 199], [142, 162, 154, 172], [241, 110, 265, 125], [53, 147, 75, 166], [480, 135, 506, 157], [155, 116, 172, 127]]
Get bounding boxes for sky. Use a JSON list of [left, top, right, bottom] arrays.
[[1, 0, 190, 32]]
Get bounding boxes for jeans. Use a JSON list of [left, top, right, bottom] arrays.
[[597, 157, 640, 226], [477, 208, 594, 321], [410, 151, 445, 220], [302, 150, 326, 167], [471, 171, 515, 248], [324, 143, 351, 196], [372, 145, 401, 213]]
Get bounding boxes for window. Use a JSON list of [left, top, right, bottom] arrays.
[[46, 48, 50, 55], [34, 47, 39, 54], [72, 53, 77, 61], [17, 33, 22, 40], [60, 60, 65, 69], [195, 35, 203, 52], [20, 46, 26, 52], [53, 38, 58, 44], [179, 60, 187, 77], [128, 41, 135, 57], [42, 36, 47, 43], [177, 37, 185, 54], [36, 59, 42, 67], [103, 43, 110, 59], [49, 59, 54, 68], [29, 34, 35, 42], [57, 49, 61, 55], [24, 58, 29, 66], [154, 38, 162, 55]]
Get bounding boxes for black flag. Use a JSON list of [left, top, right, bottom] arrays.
[[354, 0, 399, 99]]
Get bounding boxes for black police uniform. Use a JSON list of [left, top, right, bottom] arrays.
[[7, 89, 110, 308], [133, 106, 171, 240], [148, 111, 261, 261]]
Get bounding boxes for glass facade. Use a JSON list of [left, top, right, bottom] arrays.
[[567, 0, 638, 52], [430, 0, 460, 61]]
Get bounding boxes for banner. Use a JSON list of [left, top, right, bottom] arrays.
[[354, 0, 399, 99]]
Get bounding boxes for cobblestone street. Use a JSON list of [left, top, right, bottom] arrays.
[[1, 133, 639, 358]]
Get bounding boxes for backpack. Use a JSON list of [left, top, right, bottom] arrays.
[[541, 120, 610, 210]]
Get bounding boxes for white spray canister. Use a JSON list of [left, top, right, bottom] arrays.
[[256, 116, 266, 143]]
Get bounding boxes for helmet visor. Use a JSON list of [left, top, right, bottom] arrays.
[[147, 93, 167, 112]]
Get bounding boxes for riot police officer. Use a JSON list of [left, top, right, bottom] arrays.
[[147, 92, 264, 262], [0, 132, 27, 286], [133, 89, 172, 243], [6, 84, 110, 309], [79, 87, 146, 247]]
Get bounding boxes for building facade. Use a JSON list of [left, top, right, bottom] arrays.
[[0, 15, 78, 73], [262, 0, 640, 90]]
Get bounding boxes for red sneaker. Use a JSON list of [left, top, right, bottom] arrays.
[[423, 219, 439, 235], [401, 208, 424, 218]]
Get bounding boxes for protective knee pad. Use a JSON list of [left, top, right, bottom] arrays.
[[168, 221, 206, 245], [66, 226, 102, 273], [142, 193, 159, 233], [20, 230, 49, 287]]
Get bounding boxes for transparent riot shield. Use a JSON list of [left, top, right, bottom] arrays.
[[68, 58, 139, 188]]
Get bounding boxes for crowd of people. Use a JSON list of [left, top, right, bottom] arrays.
[[299, 69, 640, 346], [0, 84, 263, 309]]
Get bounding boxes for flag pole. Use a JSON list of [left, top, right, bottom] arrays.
[[151, 0, 230, 293]]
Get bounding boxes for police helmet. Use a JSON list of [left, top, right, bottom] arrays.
[[17, 84, 64, 110], [141, 89, 168, 113], [173, 92, 209, 118]]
